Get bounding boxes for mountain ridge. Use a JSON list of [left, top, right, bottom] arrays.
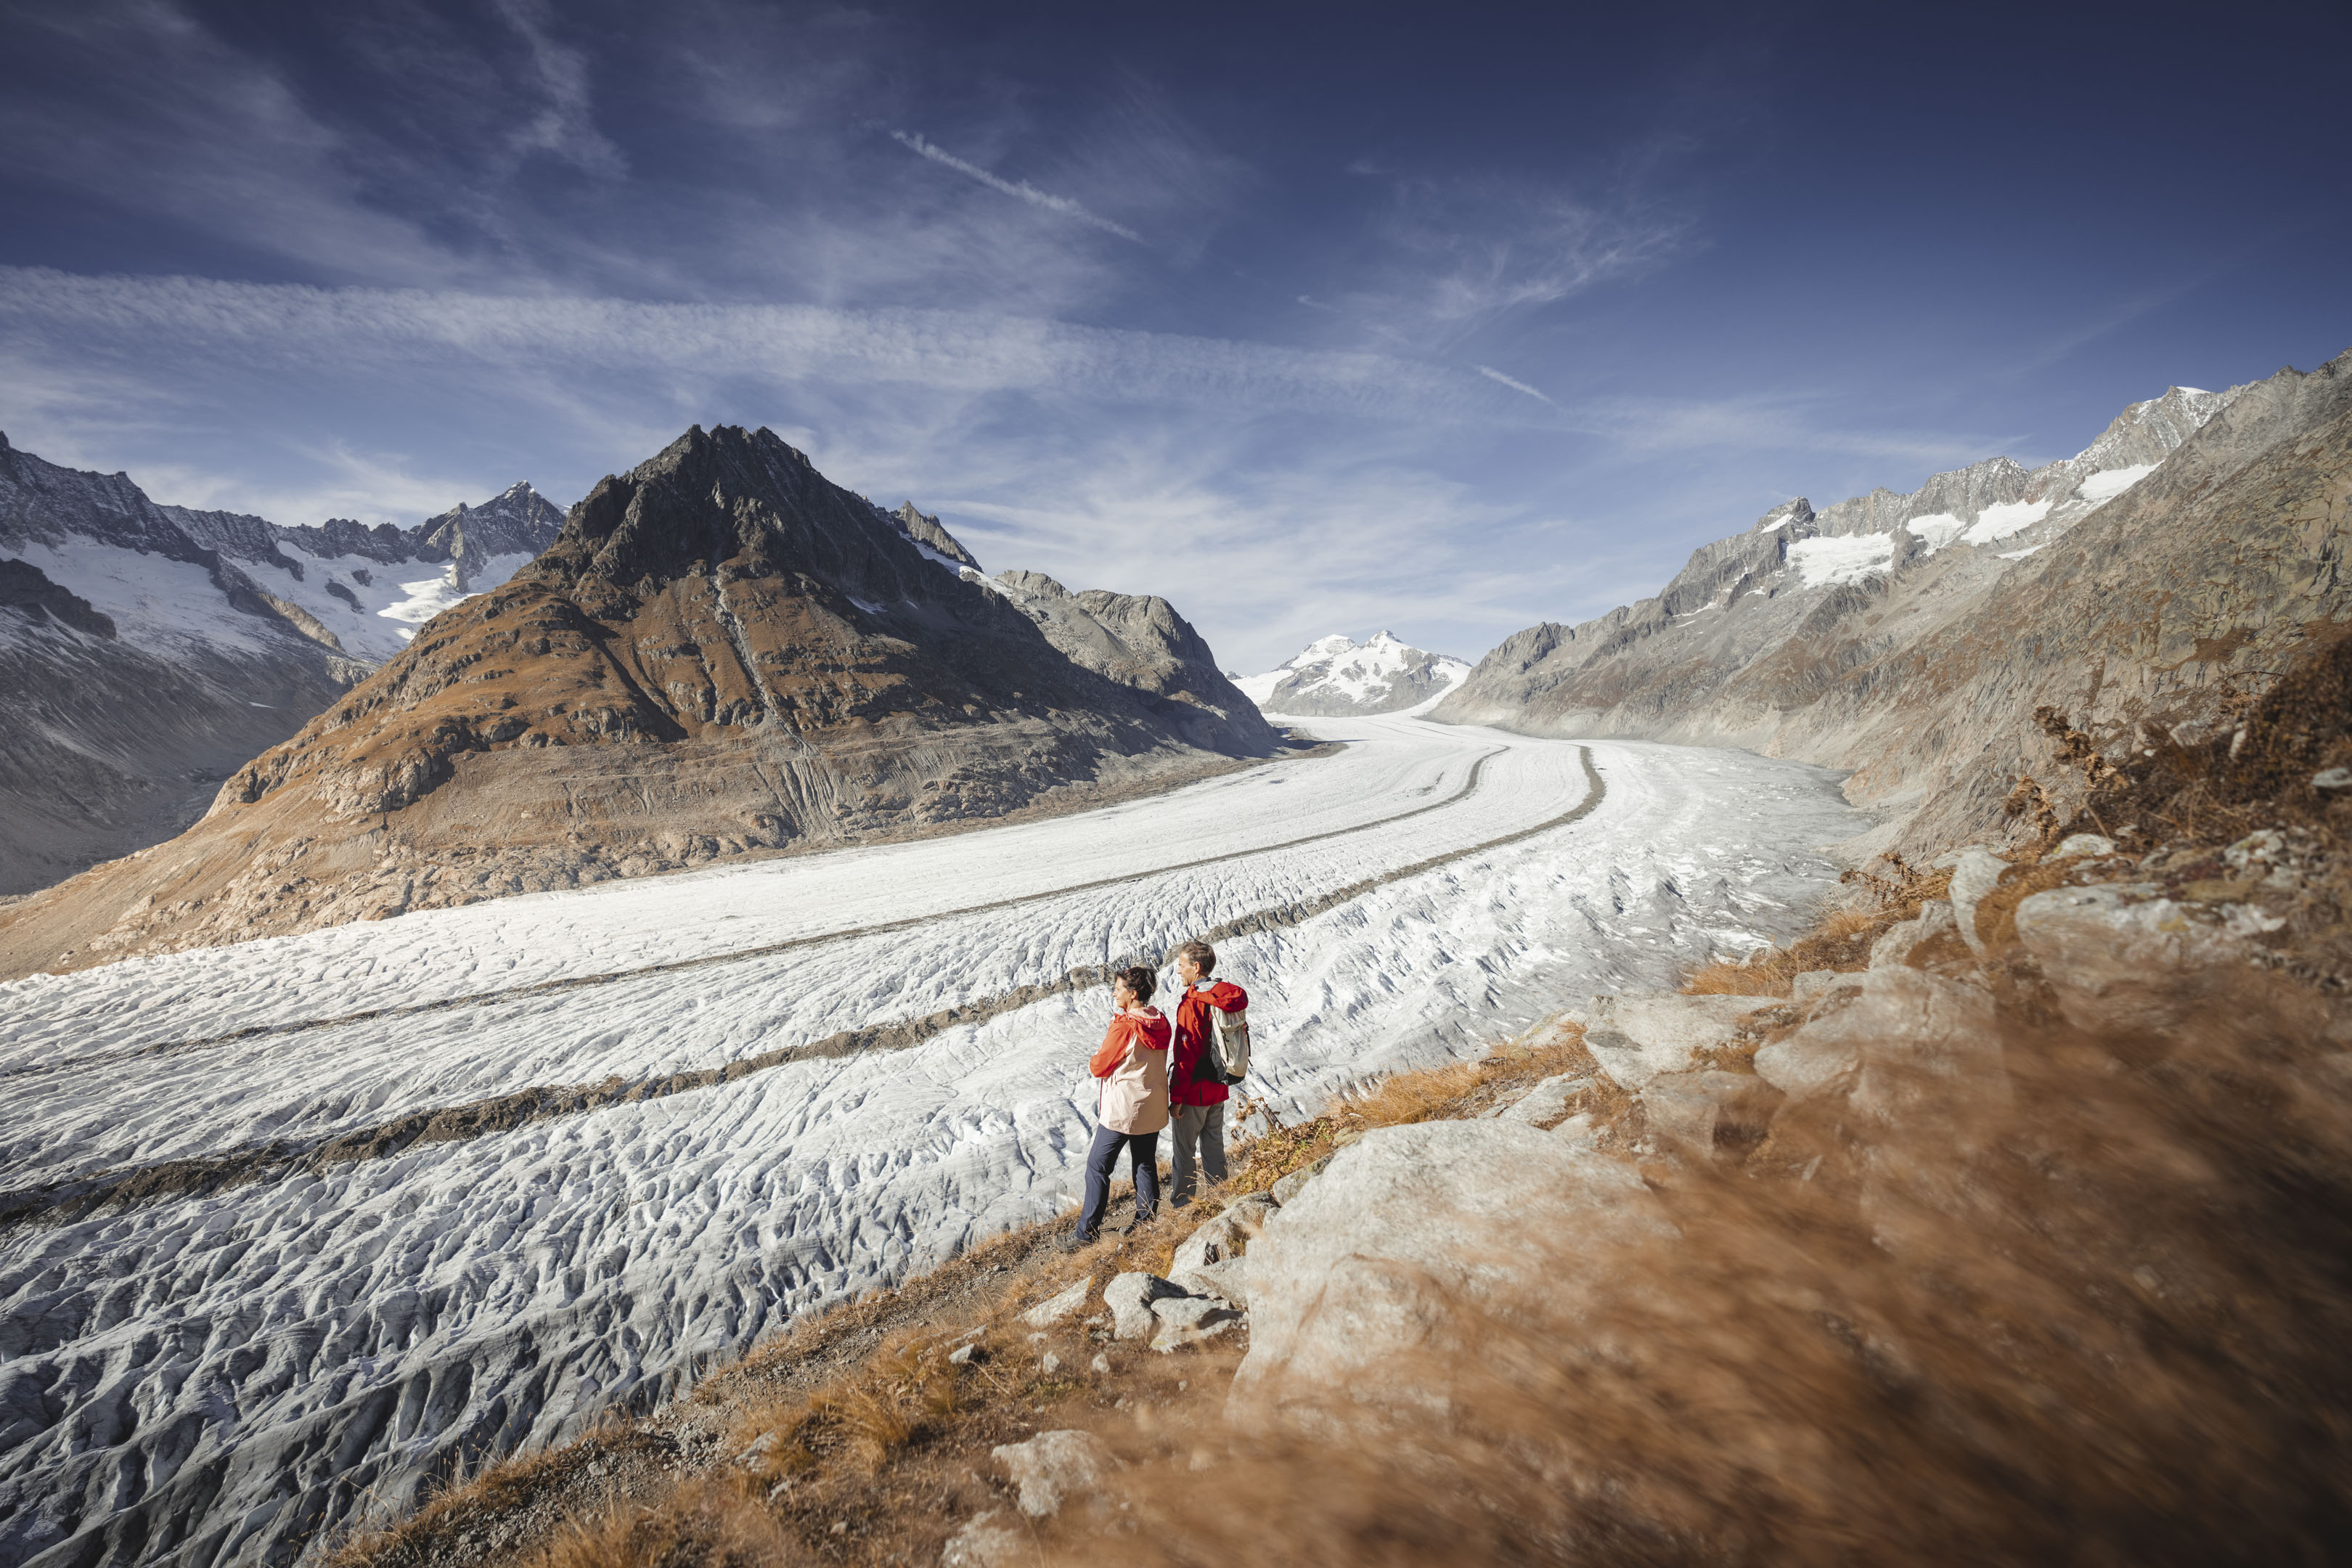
[[1432, 354, 2352, 859], [0, 425, 1278, 975]]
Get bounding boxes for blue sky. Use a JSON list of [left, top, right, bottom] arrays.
[[2, 1, 2346, 673]]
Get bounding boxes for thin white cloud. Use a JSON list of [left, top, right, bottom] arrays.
[[493, 0, 627, 176], [0, 266, 1486, 420], [1476, 364, 1556, 406], [891, 130, 1141, 242]]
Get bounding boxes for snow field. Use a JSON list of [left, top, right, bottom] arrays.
[[0, 722, 1865, 1567]]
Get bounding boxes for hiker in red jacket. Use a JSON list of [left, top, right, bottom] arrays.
[[1168, 939, 1247, 1207], [1065, 964, 1172, 1249]]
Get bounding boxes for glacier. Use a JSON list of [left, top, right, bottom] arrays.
[[0, 717, 1864, 1566]]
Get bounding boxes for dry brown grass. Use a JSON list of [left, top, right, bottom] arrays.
[[1334, 1022, 1594, 1129], [1049, 978, 2352, 1567], [320, 1420, 642, 1568], [528, 1476, 793, 1568], [1686, 865, 1955, 997]]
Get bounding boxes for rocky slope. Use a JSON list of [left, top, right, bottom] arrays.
[[1236, 630, 1471, 716], [1, 436, 362, 894], [0, 425, 1278, 974], [1434, 356, 2352, 855], [0, 434, 567, 895], [992, 570, 1270, 743]]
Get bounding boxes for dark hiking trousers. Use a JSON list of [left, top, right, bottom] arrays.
[[1075, 1123, 1160, 1238]]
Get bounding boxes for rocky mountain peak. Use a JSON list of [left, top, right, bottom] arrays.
[[887, 500, 984, 571]]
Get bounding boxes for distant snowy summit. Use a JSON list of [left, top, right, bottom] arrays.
[[1237, 630, 1471, 716], [0, 431, 566, 891], [166, 478, 565, 662]]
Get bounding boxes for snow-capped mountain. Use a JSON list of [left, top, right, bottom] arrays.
[[1236, 630, 1472, 716], [5, 425, 1278, 967], [161, 478, 565, 662], [0, 433, 563, 893], [1435, 354, 2352, 855]]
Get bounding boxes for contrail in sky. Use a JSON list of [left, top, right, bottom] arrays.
[[1476, 364, 1557, 406], [891, 130, 1141, 242]]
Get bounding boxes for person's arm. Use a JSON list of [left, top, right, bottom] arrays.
[[1087, 1017, 1130, 1079]]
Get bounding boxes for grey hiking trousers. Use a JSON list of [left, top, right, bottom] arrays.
[[1169, 1101, 1226, 1206]]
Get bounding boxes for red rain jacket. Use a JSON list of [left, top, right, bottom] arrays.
[[1170, 979, 1248, 1106]]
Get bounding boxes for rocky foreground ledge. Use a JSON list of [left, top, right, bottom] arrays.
[[324, 803, 2352, 1567]]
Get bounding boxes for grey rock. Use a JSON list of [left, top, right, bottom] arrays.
[[990, 1429, 1121, 1518], [1579, 994, 1765, 1089], [1946, 847, 2009, 957], [1790, 968, 1862, 1001], [1172, 1254, 1251, 1309], [2012, 883, 2266, 1034], [1869, 901, 1959, 970], [989, 569, 1275, 753], [1270, 1160, 1328, 1205], [2053, 832, 2117, 857], [940, 1509, 1028, 1568], [2314, 767, 2352, 792], [1230, 1120, 1671, 1423], [1755, 968, 1999, 1119], [1638, 1069, 1786, 1159], [948, 1342, 985, 1366], [1550, 1113, 1601, 1148], [1021, 1279, 1092, 1329], [1493, 1070, 1591, 1125], [1149, 1294, 1242, 1352], [1170, 1196, 1277, 1276], [1040, 1352, 1062, 1375], [1103, 1273, 1185, 1341]]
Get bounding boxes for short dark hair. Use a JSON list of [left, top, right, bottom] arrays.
[[1116, 964, 1157, 1003], [1175, 940, 1216, 976]]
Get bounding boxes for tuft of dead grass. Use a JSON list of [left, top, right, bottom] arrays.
[[1686, 862, 1953, 997], [526, 1476, 795, 1568]]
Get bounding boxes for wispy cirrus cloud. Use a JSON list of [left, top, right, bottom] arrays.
[[891, 130, 1142, 242]]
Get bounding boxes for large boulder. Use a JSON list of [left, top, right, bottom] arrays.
[[1577, 995, 1764, 1088], [2012, 883, 2270, 1034], [1753, 968, 1997, 1110], [1228, 1121, 1670, 1424]]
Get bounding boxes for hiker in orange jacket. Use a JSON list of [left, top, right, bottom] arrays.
[[1066, 963, 1172, 1249], [1168, 939, 1247, 1207]]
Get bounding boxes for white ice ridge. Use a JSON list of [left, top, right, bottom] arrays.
[[0, 720, 1866, 1564]]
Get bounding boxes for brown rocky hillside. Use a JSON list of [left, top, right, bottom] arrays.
[[0, 425, 1276, 977]]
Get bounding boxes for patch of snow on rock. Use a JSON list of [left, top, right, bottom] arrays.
[[1960, 499, 2051, 547], [1906, 513, 1966, 552], [1787, 532, 1896, 587], [2077, 463, 2156, 504]]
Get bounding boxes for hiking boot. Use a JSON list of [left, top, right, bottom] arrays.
[[1059, 1230, 1098, 1252]]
